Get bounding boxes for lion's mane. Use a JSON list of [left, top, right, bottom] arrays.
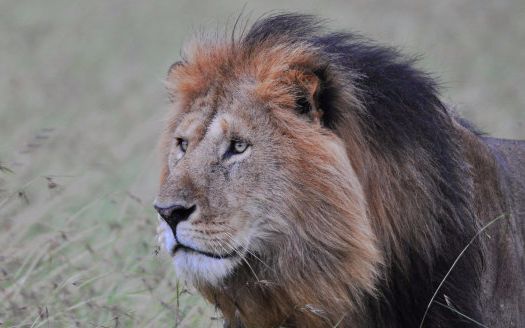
[[163, 13, 525, 328]]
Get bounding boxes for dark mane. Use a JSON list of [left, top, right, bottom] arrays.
[[242, 14, 483, 327], [243, 13, 450, 146]]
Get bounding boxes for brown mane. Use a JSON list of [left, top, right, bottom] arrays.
[[160, 13, 525, 328]]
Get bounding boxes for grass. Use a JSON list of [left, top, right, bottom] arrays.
[[0, 0, 523, 327], [0, 169, 218, 327]]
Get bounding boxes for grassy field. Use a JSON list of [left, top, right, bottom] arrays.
[[1, 0, 524, 327]]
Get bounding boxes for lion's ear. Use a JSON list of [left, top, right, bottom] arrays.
[[167, 61, 184, 79], [293, 71, 322, 123], [166, 61, 184, 102]]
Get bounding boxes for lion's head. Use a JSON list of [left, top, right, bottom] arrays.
[[154, 14, 496, 327], [155, 18, 381, 294]]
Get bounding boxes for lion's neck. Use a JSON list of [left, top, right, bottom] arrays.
[[198, 276, 304, 328], [335, 118, 488, 327], [360, 122, 508, 327]]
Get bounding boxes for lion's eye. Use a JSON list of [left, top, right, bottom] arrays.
[[177, 138, 188, 152], [230, 140, 249, 155]]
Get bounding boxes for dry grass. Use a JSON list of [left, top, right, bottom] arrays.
[[0, 0, 523, 327]]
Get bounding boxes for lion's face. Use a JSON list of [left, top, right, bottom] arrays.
[[155, 81, 371, 287], [156, 89, 288, 285]]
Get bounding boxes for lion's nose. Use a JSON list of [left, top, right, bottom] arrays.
[[154, 203, 196, 231]]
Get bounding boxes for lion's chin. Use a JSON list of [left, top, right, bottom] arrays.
[[158, 218, 241, 285], [172, 249, 239, 286]]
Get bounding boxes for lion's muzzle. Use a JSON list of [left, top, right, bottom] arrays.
[[154, 203, 196, 236]]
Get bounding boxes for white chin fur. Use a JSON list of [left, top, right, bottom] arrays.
[[172, 251, 238, 286], [157, 216, 238, 286]]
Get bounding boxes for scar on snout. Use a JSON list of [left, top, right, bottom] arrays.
[[220, 118, 229, 134]]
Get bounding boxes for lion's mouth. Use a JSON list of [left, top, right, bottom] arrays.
[[172, 243, 238, 259]]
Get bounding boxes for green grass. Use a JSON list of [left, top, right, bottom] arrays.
[[0, 0, 523, 327]]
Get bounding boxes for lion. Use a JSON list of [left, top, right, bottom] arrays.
[[154, 14, 525, 327]]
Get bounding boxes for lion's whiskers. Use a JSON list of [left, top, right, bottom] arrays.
[[212, 237, 261, 283], [222, 231, 274, 274]]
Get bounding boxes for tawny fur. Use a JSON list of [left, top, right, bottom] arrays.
[[156, 14, 525, 328]]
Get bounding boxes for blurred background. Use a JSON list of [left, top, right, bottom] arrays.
[[1, 0, 523, 326]]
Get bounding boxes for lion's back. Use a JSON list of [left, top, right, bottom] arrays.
[[481, 137, 525, 327], [485, 137, 525, 230]]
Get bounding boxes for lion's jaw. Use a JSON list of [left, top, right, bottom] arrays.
[[157, 216, 247, 286]]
